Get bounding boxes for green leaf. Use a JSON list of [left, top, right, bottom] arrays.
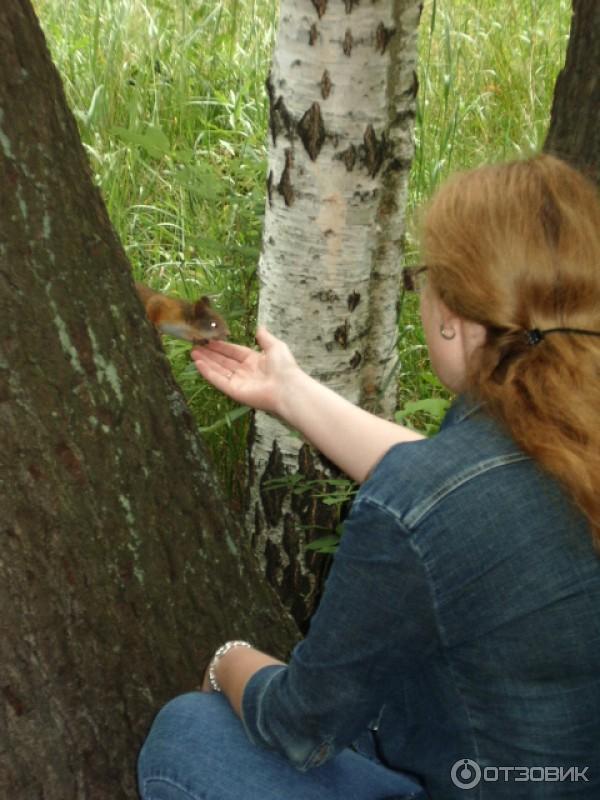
[[395, 397, 450, 422], [74, 84, 104, 128], [171, 164, 228, 200], [197, 405, 250, 433], [112, 125, 171, 158], [305, 535, 341, 553]]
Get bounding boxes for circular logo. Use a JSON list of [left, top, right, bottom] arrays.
[[451, 758, 482, 789]]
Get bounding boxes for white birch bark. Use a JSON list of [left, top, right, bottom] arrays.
[[251, 0, 421, 626]]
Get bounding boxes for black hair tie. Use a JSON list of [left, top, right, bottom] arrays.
[[526, 327, 600, 346]]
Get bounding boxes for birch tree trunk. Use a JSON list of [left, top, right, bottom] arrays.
[[251, 0, 422, 628], [0, 2, 298, 797], [543, 0, 600, 186]]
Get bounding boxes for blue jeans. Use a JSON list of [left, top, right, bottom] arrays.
[[137, 692, 426, 800]]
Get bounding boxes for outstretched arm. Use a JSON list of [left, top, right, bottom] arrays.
[[191, 328, 423, 483]]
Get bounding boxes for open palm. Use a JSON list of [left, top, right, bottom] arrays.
[[191, 327, 299, 415]]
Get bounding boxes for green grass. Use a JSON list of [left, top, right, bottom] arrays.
[[412, 0, 570, 206], [35, 0, 276, 495], [399, 0, 570, 421], [33, 0, 571, 485]]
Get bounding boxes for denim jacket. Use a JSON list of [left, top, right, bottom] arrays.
[[242, 398, 600, 798]]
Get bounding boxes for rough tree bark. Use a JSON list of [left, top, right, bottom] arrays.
[[0, 2, 298, 798], [250, 0, 422, 629], [544, 0, 600, 185]]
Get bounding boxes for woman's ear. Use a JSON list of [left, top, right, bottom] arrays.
[[458, 316, 487, 353]]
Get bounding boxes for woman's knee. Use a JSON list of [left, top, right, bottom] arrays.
[[141, 692, 232, 755], [138, 692, 224, 796], [150, 691, 210, 734]]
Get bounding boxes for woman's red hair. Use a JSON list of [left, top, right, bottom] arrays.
[[421, 154, 600, 546]]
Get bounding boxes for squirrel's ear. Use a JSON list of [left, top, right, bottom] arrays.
[[193, 297, 210, 316]]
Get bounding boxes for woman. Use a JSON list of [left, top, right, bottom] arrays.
[[137, 155, 600, 799]]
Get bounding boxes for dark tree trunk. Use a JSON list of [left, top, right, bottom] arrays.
[[0, 2, 298, 798], [544, 0, 600, 185]]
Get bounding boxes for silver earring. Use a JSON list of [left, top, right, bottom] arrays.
[[440, 324, 456, 340]]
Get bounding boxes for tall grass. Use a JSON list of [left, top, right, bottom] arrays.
[[33, 0, 571, 480], [35, 0, 277, 494], [399, 0, 570, 421], [412, 0, 570, 206]]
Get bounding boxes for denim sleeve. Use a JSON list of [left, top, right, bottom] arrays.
[[241, 496, 439, 771]]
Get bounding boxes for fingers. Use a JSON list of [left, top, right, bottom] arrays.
[[191, 326, 283, 391], [193, 328, 277, 363], [192, 354, 238, 393], [255, 326, 279, 351], [201, 339, 255, 363], [191, 346, 241, 374]]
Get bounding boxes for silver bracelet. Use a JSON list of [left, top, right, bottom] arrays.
[[208, 640, 253, 692]]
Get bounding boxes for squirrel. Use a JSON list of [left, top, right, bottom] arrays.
[[135, 282, 229, 345]]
